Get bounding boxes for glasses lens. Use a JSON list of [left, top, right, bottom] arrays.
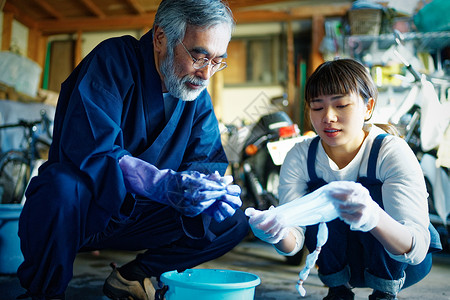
[[193, 59, 227, 72], [193, 58, 209, 69], [214, 62, 227, 72]]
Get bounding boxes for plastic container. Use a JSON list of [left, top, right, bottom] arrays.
[[348, 8, 382, 35], [159, 269, 261, 300], [413, 0, 450, 32], [0, 204, 24, 274]]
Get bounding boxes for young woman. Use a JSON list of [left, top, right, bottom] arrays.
[[247, 58, 441, 300]]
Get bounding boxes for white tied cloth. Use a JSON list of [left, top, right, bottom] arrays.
[[245, 181, 381, 297]]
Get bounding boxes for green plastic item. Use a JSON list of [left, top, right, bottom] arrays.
[[413, 0, 450, 32]]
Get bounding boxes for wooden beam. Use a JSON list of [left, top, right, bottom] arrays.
[[74, 30, 83, 67], [234, 3, 350, 23], [2, 2, 38, 29], [27, 29, 47, 87], [36, 13, 156, 34], [37, 35, 48, 90], [234, 10, 293, 23], [209, 70, 224, 120], [36, 35, 48, 72], [27, 26, 39, 61], [124, 0, 146, 15], [286, 20, 295, 120], [32, 0, 64, 20], [309, 14, 325, 75], [5, 3, 351, 35], [229, 0, 296, 9], [290, 3, 351, 18], [10, 3, 351, 35], [80, 0, 106, 19], [1, 11, 12, 51]]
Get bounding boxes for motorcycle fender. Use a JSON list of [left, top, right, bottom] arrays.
[[267, 136, 306, 166]]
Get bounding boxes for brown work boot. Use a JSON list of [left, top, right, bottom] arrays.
[[103, 264, 155, 300]]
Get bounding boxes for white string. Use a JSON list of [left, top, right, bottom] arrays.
[[270, 186, 340, 297], [296, 222, 328, 296]]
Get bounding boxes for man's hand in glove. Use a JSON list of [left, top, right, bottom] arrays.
[[202, 172, 242, 222], [245, 207, 290, 244], [118, 155, 241, 221], [328, 181, 381, 232]]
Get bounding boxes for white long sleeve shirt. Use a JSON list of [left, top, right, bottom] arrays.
[[278, 124, 430, 265]]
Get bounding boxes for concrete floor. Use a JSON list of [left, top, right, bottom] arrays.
[[1, 238, 449, 300]]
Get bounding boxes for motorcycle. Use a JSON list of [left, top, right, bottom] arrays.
[[222, 99, 304, 211], [222, 95, 307, 265]]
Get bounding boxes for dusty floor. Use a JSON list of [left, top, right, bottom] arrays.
[[1, 238, 449, 300]]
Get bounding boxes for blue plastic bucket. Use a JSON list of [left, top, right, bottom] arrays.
[[159, 269, 260, 300], [0, 204, 24, 274]]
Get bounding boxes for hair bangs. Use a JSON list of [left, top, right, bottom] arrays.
[[306, 68, 358, 103], [306, 58, 379, 105]]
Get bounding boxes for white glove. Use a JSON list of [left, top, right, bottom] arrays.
[[328, 181, 381, 232], [245, 206, 290, 244]]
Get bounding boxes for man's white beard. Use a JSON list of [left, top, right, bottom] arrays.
[[160, 49, 209, 101]]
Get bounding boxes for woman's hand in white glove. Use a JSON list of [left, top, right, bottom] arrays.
[[328, 181, 381, 232], [245, 207, 290, 244]]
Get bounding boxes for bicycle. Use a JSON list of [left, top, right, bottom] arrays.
[[0, 109, 52, 204]]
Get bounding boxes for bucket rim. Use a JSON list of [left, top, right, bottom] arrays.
[[0, 203, 23, 208], [0, 203, 23, 220], [160, 268, 261, 290]]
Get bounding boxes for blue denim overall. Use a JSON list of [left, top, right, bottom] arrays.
[[304, 134, 442, 294]]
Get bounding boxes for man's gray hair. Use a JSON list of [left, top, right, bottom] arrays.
[[153, 0, 235, 49]]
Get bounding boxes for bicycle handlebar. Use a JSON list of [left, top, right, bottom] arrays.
[[0, 119, 41, 129], [0, 109, 52, 139]]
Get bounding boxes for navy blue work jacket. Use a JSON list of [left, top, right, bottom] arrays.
[[41, 30, 227, 232]]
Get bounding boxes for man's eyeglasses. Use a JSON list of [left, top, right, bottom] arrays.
[[179, 41, 227, 73]]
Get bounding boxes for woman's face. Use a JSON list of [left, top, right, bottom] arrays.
[[309, 92, 374, 156]]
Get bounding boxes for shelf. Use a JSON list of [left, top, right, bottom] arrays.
[[345, 31, 450, 54]]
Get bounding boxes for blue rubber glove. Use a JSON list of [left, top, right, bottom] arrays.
[[202, 172, 242, 222], [119, 155, 242, 221]]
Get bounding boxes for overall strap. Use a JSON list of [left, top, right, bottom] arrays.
[[366, 134, 388, 179], [307, 136, 321, 181]]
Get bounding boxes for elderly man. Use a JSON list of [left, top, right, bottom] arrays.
[[17, 1, 248, 299]]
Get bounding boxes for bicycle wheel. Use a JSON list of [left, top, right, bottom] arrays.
[[0, 151, 30, 204]]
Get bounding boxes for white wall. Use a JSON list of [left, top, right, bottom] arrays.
[[11, 20, 28, 55], [0, 12, 29, 56], [81, 30, 140, 57], [219, 22, 291, 124], [220, 86, 285, 124], [233, 21, 307, 37], [46, 30, 140, 59]]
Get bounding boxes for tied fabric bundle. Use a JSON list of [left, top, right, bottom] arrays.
[[296, 222, 328, 296], [119, 155, 242, 222], [246, 181, 380, 296]]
